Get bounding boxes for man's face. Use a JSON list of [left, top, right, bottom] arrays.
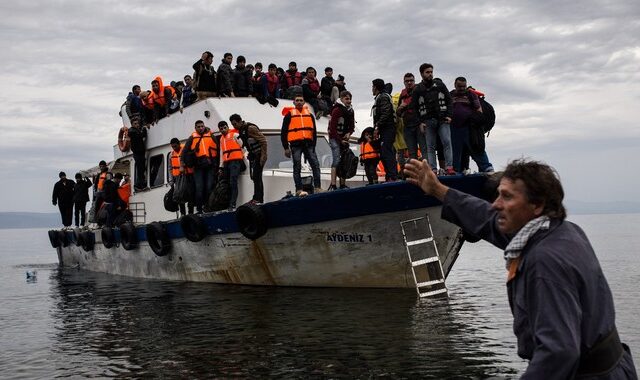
[[455, 80, 467, 92], [231, 119, 241, 129], [237, 61, 245, 68], [268, 67, 276, 76], [134, 87, 141, 96], [325, 69, 333, 77], [492, 178, 544, 234], [306, 69, 316, 79], [195, 123, 205, 134], [171, 143, 180, 152], [340, 94, 352, 107], [421, 67, 434, 81], [289, 64, 296, 71], [294, 97, 305, 110], [151, 81, 160, 92], [99, 164, 107, 172], [205, 55, 213, 65], [219, 124, 229, 135], [225, 55, 233, 64], [184, 76, 192, 85], [256, 66, 262, 74], [404, 76, 415, 90]]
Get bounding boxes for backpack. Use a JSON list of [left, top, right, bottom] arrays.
[[337, 147, 359, 179], [478, 97, 496, 133], [206, 177, 230, 212]]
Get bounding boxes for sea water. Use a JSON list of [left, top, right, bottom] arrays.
[[0, 214, 638, 378]]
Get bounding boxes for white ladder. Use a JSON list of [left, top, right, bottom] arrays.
[[400, 215, 448, 298]]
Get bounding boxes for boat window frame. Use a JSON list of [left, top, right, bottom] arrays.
[[148, 153, 165, 188]]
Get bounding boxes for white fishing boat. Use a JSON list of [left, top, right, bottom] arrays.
[[48, 97, 491, 296]]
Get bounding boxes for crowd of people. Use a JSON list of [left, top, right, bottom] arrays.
[[55, 55, 497, 226]]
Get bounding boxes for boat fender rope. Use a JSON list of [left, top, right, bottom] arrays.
[[73, 228, 85, 247]]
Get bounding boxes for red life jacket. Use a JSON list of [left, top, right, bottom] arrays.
[[285, 70, 302, 87], [266, 73, 279, 95], [306, 77, 320, 94]]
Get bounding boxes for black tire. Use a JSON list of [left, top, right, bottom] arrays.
[[58, 230, 70, 247], [146, 222, 171, 256], [120, 222, 138, 251], [236, 203, 267, 240], [73, 228, 85, 247], [81, 231, 95, 252], [101, 226, 116, 248], [180, 214, 208, 242], [48, 230, 60, 248]]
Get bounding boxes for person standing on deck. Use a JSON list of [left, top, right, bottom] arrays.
[[217, 121, 244, 211], [181, 120, 218, 214], [327, 90, 355, 190], [230, 114, 267, 204], [52, 172, 75, 228], [281, 95, 323, 197], [72, 173, 91, 227], [404, 158, 637, 379], [192, 51, 217, 101], [371, 78, 397, 182]]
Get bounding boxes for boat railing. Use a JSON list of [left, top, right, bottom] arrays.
[[129, 202, 146, 224]]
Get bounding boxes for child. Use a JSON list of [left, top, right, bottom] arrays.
[[358, 127, 381, 185]]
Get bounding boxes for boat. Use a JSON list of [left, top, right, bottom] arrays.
[[47, 96, 491, 294]]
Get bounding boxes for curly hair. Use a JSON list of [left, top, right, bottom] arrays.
[[502, 159, 567, 220]]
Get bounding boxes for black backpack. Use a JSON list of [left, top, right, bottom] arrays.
[[206, 178, 230, 212], [478, 96, 496, 133], [337, 147, 359, 179]]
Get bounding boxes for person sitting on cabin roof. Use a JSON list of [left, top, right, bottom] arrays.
[[170, 137, 194, 216], [281, 95, 323, 197], [252, 62, 264, 98], [233, 55, 253, 97], [330, 74, 347, 105], [217, 53, 235, 97], [125, 85, 143, 127], [168, 81, 183, 115], [193, 51, 217, 101], [302, 66, 327, 119], [181, 120, 219, 214], [148, 76, 176, 124], [218, 121, 244, 211], [261, 63, 281, 100], [282, 61, 302, 99], [180, 75, 196, 110], [320, 67, 335, 108]]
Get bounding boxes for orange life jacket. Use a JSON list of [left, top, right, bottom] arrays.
[[149, 85, 176, 108], [97, 172, 108, 191], [171, 144, 194, 176], [118, 183, 131, 207], [190, 131, 218, 158], [286, 107, 315, 142], [360, 142, 380, 160], [220, 130, 244, 163]]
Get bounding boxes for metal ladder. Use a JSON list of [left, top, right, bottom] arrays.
[[400, 215, 448, 298]]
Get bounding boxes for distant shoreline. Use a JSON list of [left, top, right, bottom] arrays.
[[2, 201, 640, 229]]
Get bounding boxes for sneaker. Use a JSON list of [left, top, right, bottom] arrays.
[[296, 190, 308, 197], [437, 168, 446, 176], [445, 167, 456, 176], [227, 205, 236, 212], [327, 184, 337, 191], [483, 166, 495, 173], [314, 187, 325, 194], [247, 199, 262, 205], [339, 184, 349, 189], [462, 169, 473, 176]]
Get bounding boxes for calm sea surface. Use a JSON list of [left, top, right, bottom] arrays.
[[0, 214, 638, 379]]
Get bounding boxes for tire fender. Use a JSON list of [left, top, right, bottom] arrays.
[[81, 231, 95, 252], [58, 230, 70, 247], [48, 230, 60, 248], [146, 222, 171, 256], [73, 228, 85, 247], [101, 226, 116, 248], [236, 203, 267, 240], [120, 222, 138, 250], [180, 214, 208, 242]]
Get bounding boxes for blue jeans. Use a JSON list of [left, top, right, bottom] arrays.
[[291, 141, 321, 190], [403, 124, 427, 160], [424, 118, 452, 169], [193, 166, 215, 212], [329, 138, 342, 168]]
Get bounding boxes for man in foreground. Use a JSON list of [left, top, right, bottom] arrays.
[[404, 158, 636, 379]]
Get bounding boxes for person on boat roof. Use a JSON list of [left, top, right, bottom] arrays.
[[148, 76, 176, 124], [125, 85, 143, 127], [127, 121, 147, 191], [233, 55, 253, 98], [218, 121, 244, 211], [52, 171, 75, 228], [217, 53, 235, 98], [282, 61, 303, 99], [302, 66, 327, 119], [281, 95, 323, 197], [193, 51, 217, 101], [181, 120, 219, 214], [170, 137, 194, 216], [230, 113, 267, 204], [404, 158, 637, 379], [180, 75, 196, 110]]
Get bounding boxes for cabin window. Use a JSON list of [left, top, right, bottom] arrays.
[[148, 154, 164, 187], [264, 135, 333, 169]]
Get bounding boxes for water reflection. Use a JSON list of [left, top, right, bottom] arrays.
[[49, 268, 519, 378]]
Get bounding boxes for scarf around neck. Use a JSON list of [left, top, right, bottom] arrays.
[[503, 215, 550, 269]]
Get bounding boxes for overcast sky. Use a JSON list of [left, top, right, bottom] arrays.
[[1, 0, 639, 213]]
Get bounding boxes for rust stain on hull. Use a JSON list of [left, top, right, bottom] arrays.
[[251, 240, 276, 285]]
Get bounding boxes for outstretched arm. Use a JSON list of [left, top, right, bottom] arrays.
[[404, 159, 449, 200]]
